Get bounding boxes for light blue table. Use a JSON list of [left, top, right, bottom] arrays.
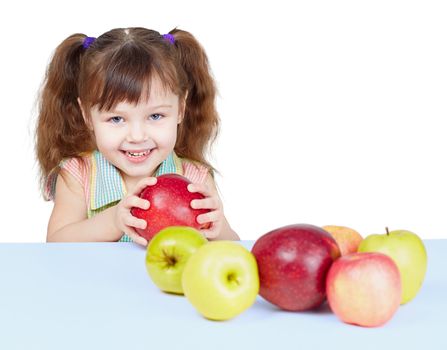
[[0, 240, 445, 350]]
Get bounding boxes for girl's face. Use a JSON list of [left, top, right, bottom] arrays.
[[83, 78, 184, 184]]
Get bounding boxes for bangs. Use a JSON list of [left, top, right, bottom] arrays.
[[82, 44, 180, 111]]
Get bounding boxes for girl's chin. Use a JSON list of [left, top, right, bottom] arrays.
[[119, 167, 156, 181]]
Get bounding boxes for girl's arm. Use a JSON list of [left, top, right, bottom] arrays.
[[48, 171, 155, 245], [47, 171, 122, 242], [216, 216, 240, 241], [189, 173, 240, 241]]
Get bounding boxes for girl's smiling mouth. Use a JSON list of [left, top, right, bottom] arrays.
[[121, 149, 153, 163]]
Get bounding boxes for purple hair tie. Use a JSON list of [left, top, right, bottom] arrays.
[[162, 33, 175, 44], [83, 36, 96, 49]]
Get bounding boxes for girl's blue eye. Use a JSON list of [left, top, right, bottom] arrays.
[[150, 114, 163, 121], [109, 116, 123, 124]]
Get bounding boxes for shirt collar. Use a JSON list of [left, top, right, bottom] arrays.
[[90, 150, 183, 210]]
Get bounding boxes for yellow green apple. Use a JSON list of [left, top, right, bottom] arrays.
[[322, 225, 363, 256], [145, 226, 207, 294], [182, 241, 259, 321], [358, 227, 427, 304]]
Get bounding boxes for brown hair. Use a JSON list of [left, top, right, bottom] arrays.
[[35, 27, 220, 197]]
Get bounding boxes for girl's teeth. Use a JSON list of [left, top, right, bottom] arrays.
[[127, 150, 149, 157]]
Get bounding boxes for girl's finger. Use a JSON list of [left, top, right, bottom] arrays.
[[127, 232, 148, 246], [124, 196, 150, 210], [188, 183, 213, 197], [196, 210, 221, 225], [200, 228, 219, 239], [191, 197, 220, 210], [123, 226, 148, 246], [133, 177, 158, 196], [124, 214, 147, 230]]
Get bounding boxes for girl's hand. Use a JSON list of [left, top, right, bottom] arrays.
[[188, 182, 223, 240], [114, 177, 157, 246]]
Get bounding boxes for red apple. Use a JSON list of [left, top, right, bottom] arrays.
[[131, 174, 210, 241], [251, 224, 341, 311], [326, 252, 401, 327]]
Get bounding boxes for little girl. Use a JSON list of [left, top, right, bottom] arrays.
[[35, 27, 239, 246]]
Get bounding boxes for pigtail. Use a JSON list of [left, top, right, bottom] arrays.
[[35, 34, 95, 195], [168, 29, 220, 176]]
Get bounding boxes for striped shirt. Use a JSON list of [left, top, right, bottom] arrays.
[[45, 150, 209, 242]]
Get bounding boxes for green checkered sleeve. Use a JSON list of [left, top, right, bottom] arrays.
[[119, 234, 133, 242]]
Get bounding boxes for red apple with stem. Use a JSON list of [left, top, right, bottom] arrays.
[[131, 174, 211, 241]]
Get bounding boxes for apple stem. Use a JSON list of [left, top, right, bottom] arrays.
[[162, 249, 178, 267], [386, 227, 390, 236]]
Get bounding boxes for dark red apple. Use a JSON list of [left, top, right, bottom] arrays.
[[131, 174, 211, 241], [251, 224, 340, 311]]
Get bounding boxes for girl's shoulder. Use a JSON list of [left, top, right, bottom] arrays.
[[44, 152, 94, 201]]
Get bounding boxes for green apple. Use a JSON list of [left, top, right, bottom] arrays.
[[358, 227, 427, 304], [145, 226, 207, 295], [182, 241, 259, 321]]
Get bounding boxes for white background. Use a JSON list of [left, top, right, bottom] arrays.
[[0, 0, 446, 242]]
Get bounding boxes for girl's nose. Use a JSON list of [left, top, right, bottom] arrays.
[[127, 122, 148, 143]]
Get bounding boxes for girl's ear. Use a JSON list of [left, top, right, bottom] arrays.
[[77, 97, 93, 130], [178, 91, 189, 124]]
